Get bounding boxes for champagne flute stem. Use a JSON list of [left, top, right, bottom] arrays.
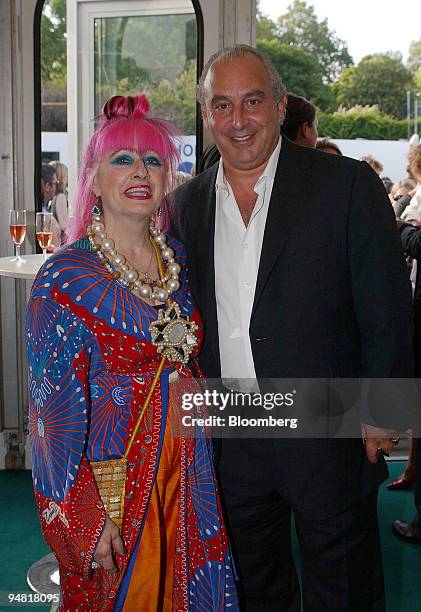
[[43, 248, 47, 262], [16, 244, 21, 262]]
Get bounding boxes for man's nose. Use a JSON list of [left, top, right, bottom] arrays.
[[231, 105, 247, 130]]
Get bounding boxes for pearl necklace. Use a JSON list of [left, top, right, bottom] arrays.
[[87, 208, 198, 365], [87, 212, 181, 302]]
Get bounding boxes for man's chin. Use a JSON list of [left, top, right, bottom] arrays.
[[222, 152, 263, 172]]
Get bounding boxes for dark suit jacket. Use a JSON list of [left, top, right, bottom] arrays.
[[175, 138, 412, 379], [400, 224, 421, 376], [399, 224, 421, 512], [174, 138, 414, 511]]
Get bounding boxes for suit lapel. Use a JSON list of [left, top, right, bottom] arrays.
[[189, 166, 220, 370], [252, 138, 313, 319]]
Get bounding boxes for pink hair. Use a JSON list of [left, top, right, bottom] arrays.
[[66, 94, 179, 244]]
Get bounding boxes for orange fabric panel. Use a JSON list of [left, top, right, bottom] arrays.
[[123, 402, 181, 611]]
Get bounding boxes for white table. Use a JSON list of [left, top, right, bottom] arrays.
[[0, 254, 49, 280]]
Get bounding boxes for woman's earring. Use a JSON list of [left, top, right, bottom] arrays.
[[92, 196, 102, 217]]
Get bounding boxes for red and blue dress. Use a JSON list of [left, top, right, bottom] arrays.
[[26, 236, 238, 611]]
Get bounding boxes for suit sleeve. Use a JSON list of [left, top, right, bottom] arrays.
[[348, 163, 415, 427], [26, 295, 106, 579], [400, 224, 421, 259]]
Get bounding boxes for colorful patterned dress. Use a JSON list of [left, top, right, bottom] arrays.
[[26, 236, 238, 611]]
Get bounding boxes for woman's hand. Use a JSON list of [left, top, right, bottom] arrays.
[[94, 516, 127, 572]]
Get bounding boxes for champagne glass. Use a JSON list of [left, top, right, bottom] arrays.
[[36, 212, 53, 262], [9, 209, 27, 263]]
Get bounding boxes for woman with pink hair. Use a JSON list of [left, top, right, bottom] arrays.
[[26, 94, 237, 611]]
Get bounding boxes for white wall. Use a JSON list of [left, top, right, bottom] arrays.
[[326, 139, 412, 183], [42, 131, 413, 184], [41, 132, 69, 166]]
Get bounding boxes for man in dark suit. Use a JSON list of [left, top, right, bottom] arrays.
[[174, 45, 413, 611], [392, 221, 421, 543]]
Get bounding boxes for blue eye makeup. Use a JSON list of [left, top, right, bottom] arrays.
[[109, 151, 163, 169], [111, 153, 135, 166], [142, 155, 163, 168]]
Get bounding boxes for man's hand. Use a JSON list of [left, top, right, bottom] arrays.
[[93, 516, 126, 572], [361, 423, 400, 464]]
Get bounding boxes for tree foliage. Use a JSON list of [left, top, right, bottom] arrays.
[[41, 0, 67, 83], [256, 39, 335, 110], [275, 0, 353, 83], [148, 60, 197, 134], [99, 59, 197, 135], [40, 0, 415, 139], [41, 0, 67, 82], [333, 53, 414, 119], [40, 2, 197, 133], [415, 68, 421, 92], [94, 14, 196, 105], [256, 5, 277, 41], [408, 39, 421, 75], [318, 108, 414, 140], [41, 0, 67, 131]]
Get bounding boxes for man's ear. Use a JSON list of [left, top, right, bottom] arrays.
[[302, 121, 311, 140], [277, 94, 287, 124], [201, 106, 210, 130]]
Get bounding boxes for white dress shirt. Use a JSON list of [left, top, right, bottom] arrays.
[[214, 137, 282, 383]]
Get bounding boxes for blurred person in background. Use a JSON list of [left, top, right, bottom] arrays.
[[49, 160, 69, 245], [280, 92, 318, 148], [381, 176, 393, 194], [316, 138, 342, 156], [392, 438, 421, 543], [401, 146, 421, 225], [41, 163, 61, 250], [41, 162, 58, 208], [392, 216, 421, 542], [388, 147, 421, 495], [390, 178, 416, 218], [359, 154, 383, 175], [173, 170, 191, 188]]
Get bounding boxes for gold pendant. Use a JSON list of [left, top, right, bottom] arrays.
[[149, 302, 199, 365]]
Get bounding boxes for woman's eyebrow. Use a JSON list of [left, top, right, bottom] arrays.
[[110, 149, 136, 156]]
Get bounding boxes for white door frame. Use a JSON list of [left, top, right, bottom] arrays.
[[67, 0, 195, 209]]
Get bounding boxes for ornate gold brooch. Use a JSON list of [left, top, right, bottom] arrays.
[[149, 303, 199, 365]]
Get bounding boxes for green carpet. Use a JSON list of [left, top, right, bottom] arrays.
[[379, 462, 421, 611], [0, 471, 50, 611], [0, 465, 419, 611]]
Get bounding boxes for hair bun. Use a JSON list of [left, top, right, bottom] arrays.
[[101, 94, 150, 121]]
